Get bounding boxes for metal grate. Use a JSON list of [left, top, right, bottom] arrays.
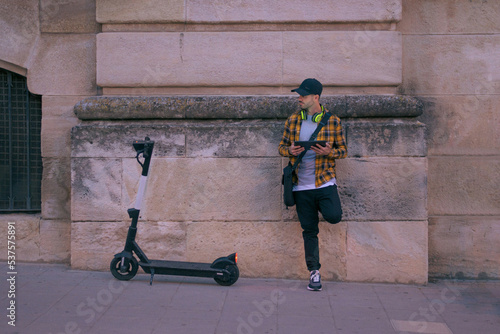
[[0, 69, 42, 212]]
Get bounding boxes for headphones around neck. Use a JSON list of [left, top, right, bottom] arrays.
[[300, 104, 325, 123]]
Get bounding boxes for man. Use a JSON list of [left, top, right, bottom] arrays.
[[278, 78, 347, 291]]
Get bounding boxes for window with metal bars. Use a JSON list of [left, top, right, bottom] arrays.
[[0, 68, 42, 212]]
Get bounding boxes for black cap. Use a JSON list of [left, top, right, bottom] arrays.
[[291, 78, 323, 96]]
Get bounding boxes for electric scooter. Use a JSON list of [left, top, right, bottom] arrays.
[[110, 137, 239, 286]]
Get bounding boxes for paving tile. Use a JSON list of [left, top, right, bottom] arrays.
[[279, 291, 332, 317], [335, 315, 395, 334], [22, 317, 93, 334], [217, 312, 278, 334], [443, 313, 500, 334], [326, 282, 378, 298], [88, 314, 161, 334], [374, 285, 431, 311], [384, 307, 447, 326], [278, 314, 337, 334], [391, 319, 452, 334], [114, 282, 178, 303], [154, 311, 221, 334], [168, 283, 228, 312], [332, 304, 389, 320]]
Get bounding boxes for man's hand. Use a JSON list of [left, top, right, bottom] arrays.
[[289, 143, 305, 156], [310, 142, 332, 156]]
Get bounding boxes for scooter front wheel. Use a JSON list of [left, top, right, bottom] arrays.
[[110, 256, 138, 281], [214, 264, 239, 286]]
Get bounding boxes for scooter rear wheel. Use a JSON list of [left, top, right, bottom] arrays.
[[110, 257, 138, 280], [214, 264, 239, 286]]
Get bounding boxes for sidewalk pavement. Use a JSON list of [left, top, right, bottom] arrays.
[[1, 263, 499, 334]]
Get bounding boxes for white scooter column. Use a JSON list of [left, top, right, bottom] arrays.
[[134, 175, 148, 210]]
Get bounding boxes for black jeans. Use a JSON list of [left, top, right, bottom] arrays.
[[294, 185, 342, 271]]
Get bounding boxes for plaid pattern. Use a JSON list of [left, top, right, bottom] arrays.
[[279, 108, 347, 187]]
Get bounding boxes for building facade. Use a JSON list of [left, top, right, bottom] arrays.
[[0, 0, 498, 283]]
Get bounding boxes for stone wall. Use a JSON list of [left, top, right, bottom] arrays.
[[71, 95, 427, 284], [400, 0, 500, 279]]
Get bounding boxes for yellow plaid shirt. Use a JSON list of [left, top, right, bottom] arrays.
[[278, 109, 347, 187]]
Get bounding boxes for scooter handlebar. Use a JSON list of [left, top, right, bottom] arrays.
[[133, 137, 155, 168], [133, 137, 155, 156]]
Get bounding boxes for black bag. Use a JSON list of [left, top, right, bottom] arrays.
[[282, 112, 331, 208], [282, 162, 295, 207]]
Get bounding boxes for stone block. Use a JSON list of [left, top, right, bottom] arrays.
[[135, 221, 187, 261], [40, 0, 100, 33], [28, 34, 96, 95], [13, 218, 41, 261], [428, 156, 500, 216], [97, 31, 401, 88], [135, 158, 282, 222], [96, 0, 185, 23], [283, 31, 402, 86], [122, 159, 142, 211], [344, 119, 426, 157], [71, 221, 128, 270], [400, 0, 500, 34], [318, 222, 348, 281], [96, 32, 283, 87], [336, 157, 427, 221], [40, 219, 71, 262], [0, 217, 69, 263], [42, 115, 79, 158], [346, 221, 428, 284], [0, 0, 39, 69], [42, 158, 71, 220], [71, 158, 123, 221], [402, 35, 500, 95], [185, 221, 347, 280], [186, 122, 283, 158], [44, 95, 91, 118], [418, 96, 500, 156], [429, 216, 500, 279], [71, 125, 186, 158], [187, 0, 401, 23], [71, 221, 187, 270], [0, 216, 69, 263], [0, 214, 41, 262]]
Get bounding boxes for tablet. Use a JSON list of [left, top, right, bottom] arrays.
[[294, 141, 327, 150]]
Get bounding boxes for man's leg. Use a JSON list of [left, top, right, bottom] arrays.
[[318, 185, 343, 225], [294, 190, 321, 271]]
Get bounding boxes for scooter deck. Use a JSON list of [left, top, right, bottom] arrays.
[[139, 260, 222, 278]]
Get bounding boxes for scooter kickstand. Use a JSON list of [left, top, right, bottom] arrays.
[[150, 268, 155, 286]]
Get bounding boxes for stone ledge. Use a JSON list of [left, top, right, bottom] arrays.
[[96, 0, 401, 24], [74, 95, 423, 120]]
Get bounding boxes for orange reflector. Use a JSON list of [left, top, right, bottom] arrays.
[[235, 253, 238, 263]]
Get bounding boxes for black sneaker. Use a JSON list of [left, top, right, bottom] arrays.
[[307, 270, 322, 291]]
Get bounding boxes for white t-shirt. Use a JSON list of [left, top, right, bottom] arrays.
[[294, 115, 336, 191]]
